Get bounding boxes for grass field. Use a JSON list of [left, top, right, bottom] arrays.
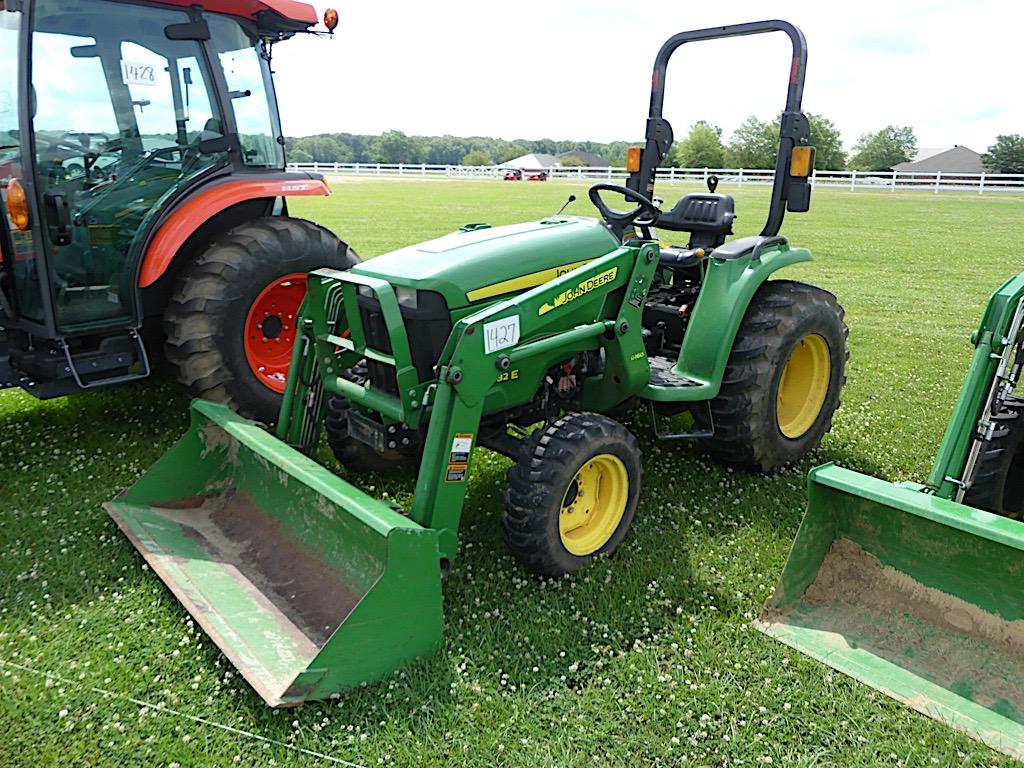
[[1, 180, 1022, 767]]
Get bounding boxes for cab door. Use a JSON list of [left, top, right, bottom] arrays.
[[0, 4, 47, 327], [28, 0, 227, 334]]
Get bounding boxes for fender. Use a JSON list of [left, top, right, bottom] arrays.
[[138, 178, 330, 288], [644, 243, 813, 402]]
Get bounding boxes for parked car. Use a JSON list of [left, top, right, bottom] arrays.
[[503, 169, 523, 181], [526, 170, 549, 181]]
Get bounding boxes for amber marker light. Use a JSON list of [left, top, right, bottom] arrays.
[[790, 146, 814, 177], [625, 147, 642, 173], [6, 178, 30, 231]]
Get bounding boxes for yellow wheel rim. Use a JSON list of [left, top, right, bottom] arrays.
[[559, 453, 629, 556], [776, 334, 831, 439]]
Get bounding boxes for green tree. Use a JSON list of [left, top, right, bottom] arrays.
[[982, 134, 1024, 173], [461, 149, 493, 166], [559, 155, 588, 168], [670, 121, 725, 168], [725, 116, 777, 169], [806, 113, 846, 170], [848, 125, 917, 171], [370, 130, 423, 164], [288, 135, 352, 163], [497, 142, 529, 163]]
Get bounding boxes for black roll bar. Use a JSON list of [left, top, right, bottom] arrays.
[[627, 20, 813, 238]]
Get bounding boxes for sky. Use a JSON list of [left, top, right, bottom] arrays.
[[271, 0, 1024, 154]]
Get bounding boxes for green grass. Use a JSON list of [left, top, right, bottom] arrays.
[[2, 180, 1023, 767]]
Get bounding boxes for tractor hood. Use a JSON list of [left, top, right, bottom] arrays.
[[351, 217, 620, 309]]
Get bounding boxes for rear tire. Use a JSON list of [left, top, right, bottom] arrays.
[[164, 217, 358, 424], [702, 280, 848, 473], [502, 412, 642, 577], [964, 396, 1024, 519]]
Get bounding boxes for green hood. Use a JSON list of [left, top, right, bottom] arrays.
[[352, 217, 620, 309]]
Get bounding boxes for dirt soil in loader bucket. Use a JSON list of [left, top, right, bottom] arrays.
[[105, 400, 443, 707], [756, 464, 1024, 760]]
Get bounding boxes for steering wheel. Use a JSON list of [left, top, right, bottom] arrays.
[[588, 183, 660, 231]]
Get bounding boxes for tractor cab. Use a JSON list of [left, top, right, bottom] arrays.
[[0, 0, 347, 412]]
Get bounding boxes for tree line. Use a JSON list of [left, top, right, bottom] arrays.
[[284, 131, 634, 168], [286, 124, 1024, 174]]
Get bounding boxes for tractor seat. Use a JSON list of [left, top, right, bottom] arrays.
[[655, 193, 736, 249]]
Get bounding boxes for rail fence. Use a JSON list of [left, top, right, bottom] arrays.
[[286, 161, 1024, 194]]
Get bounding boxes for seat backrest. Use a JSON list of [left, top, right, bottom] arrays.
[[656, 193, 736, 249]]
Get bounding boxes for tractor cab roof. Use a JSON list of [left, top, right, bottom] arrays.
[[135, 0, 317, 32]]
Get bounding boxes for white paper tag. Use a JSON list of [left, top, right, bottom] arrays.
[[483, 315, 520, 354], [121, 60, 157, 87]]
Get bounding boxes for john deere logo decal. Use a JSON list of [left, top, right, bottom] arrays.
[[539, 267, 618, 316]]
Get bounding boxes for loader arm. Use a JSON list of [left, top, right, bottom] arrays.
[[927, 271, 1024, 499], [277, 241, 660, 563]]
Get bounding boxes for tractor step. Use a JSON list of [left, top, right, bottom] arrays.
[[648, 355, 701, 387]]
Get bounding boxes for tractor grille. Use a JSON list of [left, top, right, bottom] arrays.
[[356, 290, 451, 396]]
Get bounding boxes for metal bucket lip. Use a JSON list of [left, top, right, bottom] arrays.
[[107, 399, 445, 707], [757, 462, 1024, 761], [810, 462, 1024, 553]]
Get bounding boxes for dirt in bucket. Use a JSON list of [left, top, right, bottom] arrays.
[[763, 538, 1024, 720]]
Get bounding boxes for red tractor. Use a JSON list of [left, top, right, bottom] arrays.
[[0, 0, 355, 422]]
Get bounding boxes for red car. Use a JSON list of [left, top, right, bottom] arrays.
[[503, 169, 523, 181], [526, 170, 549, 181]]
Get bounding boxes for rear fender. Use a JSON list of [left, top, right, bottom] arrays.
[[647, 245, 812, 402], [137, 177, 330, 289]]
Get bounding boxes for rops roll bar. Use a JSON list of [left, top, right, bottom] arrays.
[[626, 20, 813, 238]]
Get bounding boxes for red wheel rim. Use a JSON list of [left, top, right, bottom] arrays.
[[244, 273, 306, 394]]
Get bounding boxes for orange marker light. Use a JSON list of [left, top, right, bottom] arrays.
[[626, 147, 642, 173], [790, 146, 814, 178], [6, 178, 30, 231], [323, 8, 339, 31]]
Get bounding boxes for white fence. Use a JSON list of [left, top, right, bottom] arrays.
[[286, 162, 1024, 195]]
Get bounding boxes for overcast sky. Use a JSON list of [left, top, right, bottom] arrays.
[[272, 1, 1021, 154]]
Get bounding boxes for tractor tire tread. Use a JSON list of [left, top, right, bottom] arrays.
[[164, 217, 356, 423], [702, 280, 849, 474], [502, 412, 642, 577], [964, 396, 1024, 518]]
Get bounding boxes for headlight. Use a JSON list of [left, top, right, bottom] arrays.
[[396, 287, 418, 309]]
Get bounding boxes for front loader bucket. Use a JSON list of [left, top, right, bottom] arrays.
[[756, 464, 1024, 760], [105, 400, 443, 707]]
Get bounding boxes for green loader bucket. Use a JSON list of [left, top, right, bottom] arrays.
[[756, 464, 1024, 761], [105, 400, 443, 707]]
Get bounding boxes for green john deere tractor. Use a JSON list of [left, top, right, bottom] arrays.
[[0, 0, 352, 423], [107, 20, 850, 706], [758, 273, 1024, 760]]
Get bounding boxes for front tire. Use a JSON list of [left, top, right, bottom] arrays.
[[502, 412, 642, 577], [964, 396, 1024, 519], [702, 280, 848, 473], [164, 217, 358, 423]]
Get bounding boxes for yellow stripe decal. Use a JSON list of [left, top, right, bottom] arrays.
[[465, 259, 594, 302]]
